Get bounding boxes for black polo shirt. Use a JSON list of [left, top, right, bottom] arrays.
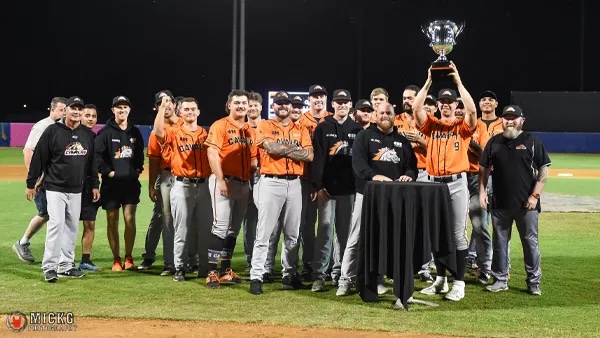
[[480, 131, 551, 211]]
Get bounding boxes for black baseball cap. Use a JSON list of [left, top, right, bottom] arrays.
[[112, 95, 131, 107], [438, 89, 458, 101], [155, 90, 174, 104], [355, 99, 374, 112], [425, 95, 437, 104], [66, 96, 85, 108], [502, 105, 524, 117], [273, 91, 291, 104], [309, 84, 327, 96], [332, 89, 352, 102], [291, 95, 304, 107], [480, 90, 497, 101]]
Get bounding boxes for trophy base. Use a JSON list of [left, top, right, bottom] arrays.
[[430, 63, 453, 81]]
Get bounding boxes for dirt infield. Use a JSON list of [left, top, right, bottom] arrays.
[[1, 316, 448, 337]]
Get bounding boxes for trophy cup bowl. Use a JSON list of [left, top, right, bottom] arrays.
[[421, 20, 465, 79]]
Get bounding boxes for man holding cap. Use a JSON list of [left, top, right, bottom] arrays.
[[353, 99, 374, 129], [26, 96, 99, 282], [95, 95, 145, 271], [480, 105, 549, 296]]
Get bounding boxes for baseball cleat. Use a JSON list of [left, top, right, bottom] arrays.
[[219, 268, 242, 284], [79, 261, 101, 272], [58, 268, 85, 278], [13, 240, 35, 263], [44, 270, 58, 283], [137, 259, 154, 270], [486, 280, 508, 293], [420, 277, 448, 295], [527, 285, 542, 296], [173, 270, 185, 282], [124, 256, 136, 270], [112, 259, 123, 272], [250, 279, 263, 295]]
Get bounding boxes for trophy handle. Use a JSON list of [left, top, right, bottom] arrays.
[[456, 21, 466, 37], [421, 25, 429, 38]]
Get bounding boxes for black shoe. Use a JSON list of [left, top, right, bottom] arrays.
[[58, 268, 85, 278], [281, 275, 303, 290], [137, 259, 154, 270], [250, 279, 263, 295], [160, 265, 176, 276], [44, 270, 58, 283], [263, 272, 274, 283], [300, 269, 313, 282], [173, 270, 185, 282]]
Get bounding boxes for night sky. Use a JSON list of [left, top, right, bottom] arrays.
[[6, 0, 596, 125]]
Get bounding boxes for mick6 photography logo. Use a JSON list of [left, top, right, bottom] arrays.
[[6, 311, 77, 332]]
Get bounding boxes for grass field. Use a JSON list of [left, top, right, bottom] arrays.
[[0, 148, 599, 337]]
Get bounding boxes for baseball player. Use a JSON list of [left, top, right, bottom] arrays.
[[249, 91, 313, 295], [95, 95, 145, 271], [139, 90, 181, 276], [369, 87, 389, 123], [310, 89, 362, 292], [26, 96, 99, 282], [338, 102, 417, 296], [297, 84, 329, 280], [412, 62, 478, 301], [153, 96, 213, 283], [352, 99, 374, 129], [242, 91, 263, 271], [205, 90, 257, 287], [480, 105, 550, 296], [13, 97, 67, 263], [78, 104, 101, 271]]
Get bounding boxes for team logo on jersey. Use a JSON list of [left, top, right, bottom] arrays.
[[348, 133, 356, 139], [178, 143, 203, 152], [114, 146, 133, 158], [326, 133, 338, 138], [227, 136, 253, 146], [516, 144, 527, 150], [372, 147, 400, 163], [276, 138, 299, 146], [393, 141, 403, 148], [64, 142, 88, 156], [431, 130, 459, 140], [329, 141, 350, 156]]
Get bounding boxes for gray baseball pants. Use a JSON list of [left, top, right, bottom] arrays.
[[491, 209, 541, 286], [42, 191, 81, 273], [243, 194, 258, 265], [300, 179, 318, 271], [208, 174, 249, 239], [265, 217, 283, 274], [250, 176, 302, 281], [141, 169, 175, 266], [416, 169, 434, 274], [466, 172, 492, 274], [339, 193, 363, 286], [430, 173, 469, 251]]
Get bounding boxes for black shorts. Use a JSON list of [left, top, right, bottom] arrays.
[[80, 189, 100, 221], [34, 187, 48, 218], [100, 178, 141, 210]]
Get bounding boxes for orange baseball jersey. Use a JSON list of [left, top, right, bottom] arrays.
[[255, 119, 312, 176], [298, 111, 329, 177], [419, 115, 475, 176], [161, 125, 211, 178], [147, 119, 184, 169], [204, 116, 258, 181], [467, 117, 504, 172], [395, 113, 427, 169]]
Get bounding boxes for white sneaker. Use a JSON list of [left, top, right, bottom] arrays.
[[377, 284, 389, 295], [445, 282, 465, 301], [336, 284, 350, 296], [420, 277, 448, 295]]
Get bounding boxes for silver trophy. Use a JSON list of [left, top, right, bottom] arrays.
[[421, 20, 465, 77]]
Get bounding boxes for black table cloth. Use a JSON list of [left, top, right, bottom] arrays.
[[357, 181, 457, 310]]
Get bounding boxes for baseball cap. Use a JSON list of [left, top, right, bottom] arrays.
[[308, 84, 327, 96], [155, 90, 174, 104], [66, 96, 85, 108], [437, 89, 458, 101], [424, 95, 437, 105], [112, 95, 131, 107], [291, 95, 304, 107], [272, 91, 291, 104], [332, 89, 352, 102], [480, 90, 498, 101], [502, 105, 524, 117], [355, 99, 374, 112]]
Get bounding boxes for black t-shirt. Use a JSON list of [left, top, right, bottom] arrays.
[[480, 132, 551, 211]]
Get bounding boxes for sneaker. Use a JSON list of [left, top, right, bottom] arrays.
[[281, 275, 303, 290], [250, 279, 263, 295], [419, 271, 434, 283], [445, 282, 465, 301], [336, 284, 350, 296], [219, 268, 242, 284], [486, 280, 508, 293], [112, 259, 123, 272], [13, 240, 35, 263], [478, 272, 491, 285], [206, 270, 220, 289], [173, 270, 185, 282], [377, 284, 389, 295], [300, 269, 313, 282], [311, 279, 325, 292], [160, 266, 176, 276], [79, 261, 101, 272], [58, 268, 85, 278], [466, 258, 478, 271], [331, 275, 340, 287], [262, 272, 274, 283], [420, 277, 449, 295], [528, 285, 542, 296], [137, 259, 153, 270], [124, 256, 135, 270], [428, 261, 437, 272], [44, 270, 58, 283]]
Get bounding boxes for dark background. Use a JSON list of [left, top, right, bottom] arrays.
[[5, 0, 598, 128]]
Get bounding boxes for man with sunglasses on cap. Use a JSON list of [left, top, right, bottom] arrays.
[[479, 105, 549, 296]]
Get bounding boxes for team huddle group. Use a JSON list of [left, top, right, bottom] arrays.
[[16, 62, 549, 301]]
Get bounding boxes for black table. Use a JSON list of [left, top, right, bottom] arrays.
[[357, 181, 457, 310]]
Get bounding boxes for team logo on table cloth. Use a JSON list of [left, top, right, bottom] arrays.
[[64, 142, 88, 156], [114, 146, 133, 158], [329, 141, 350, 155], [373, 147, 400, 163]]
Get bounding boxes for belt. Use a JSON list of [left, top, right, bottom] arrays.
[[429, 173, 465, 183], [224, 175, 249, 183], [418, 168, 427, 172], [162, 167, 171, 171], [264, 174, 299, 180], [175, 176, 206, 184]]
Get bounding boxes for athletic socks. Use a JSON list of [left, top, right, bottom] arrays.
[[81, 254, 91, 264], [455, 249, 468, 282], [20, 237, 30, 245], [207, 235, 224, 272], [220, 237, 237, 272]]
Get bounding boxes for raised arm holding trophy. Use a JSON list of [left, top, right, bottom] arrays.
[[422, 20, 465, 80]]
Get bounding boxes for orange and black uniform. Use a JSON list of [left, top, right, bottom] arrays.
[[395, 113, 428, 179], [256, 119, 312, 177]]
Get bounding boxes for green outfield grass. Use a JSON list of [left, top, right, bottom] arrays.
[[545, 178, 600, 197], [1, 179, 600, 337], [547, 153, 600, 170]]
